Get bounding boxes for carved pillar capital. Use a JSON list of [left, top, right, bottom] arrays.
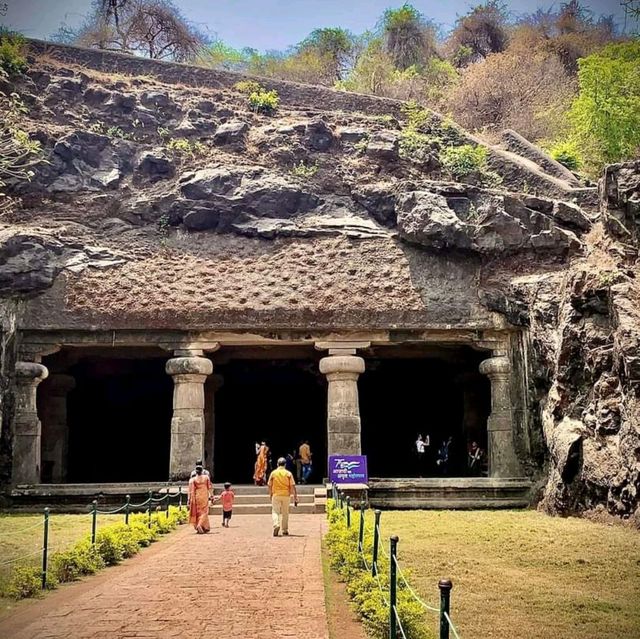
[[15, 362, 49, 386], [479, 356, 510, 380]]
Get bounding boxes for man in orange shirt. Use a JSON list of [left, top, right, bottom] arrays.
[[267, 457, 298, 536]]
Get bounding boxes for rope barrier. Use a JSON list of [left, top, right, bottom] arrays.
[[393, 605, 409, 639], [444, 611, 462, 639], [376, 525, 389, 559], [128, 497, 153, 509], [151, 494, 170, 503], [95, 503, 129, 515], [392, 555, 440, 613], [0, 519, 43, 537], [373, 566, 389, 606], [0, 547, 44, 567]]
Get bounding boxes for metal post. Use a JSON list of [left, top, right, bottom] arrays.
[[178, 486, 183, 511], [346, 496, 351, 528], [147, 490, 152, 529], [439, 578, 453, 639], [91, 500, 98, 544], [358, 502, 365, 553], [125, 494, 131, 525], [166, 500, 170, 518], [41, 507, 49, 589], [372, 509, 381, 577], [389, 536, 399, 639], [339, 491, 344, 509]]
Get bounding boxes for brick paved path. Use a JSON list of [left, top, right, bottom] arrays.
[[0, 514, 328, 639]]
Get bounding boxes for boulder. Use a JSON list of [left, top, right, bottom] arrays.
[[213, 120, 249, 145], [136, 149, 175, 180], [339, 128, 367, 144], [366, 131, 399, 161], [352, 184, 396, 227], [553, 201, 592, 232], [180, 167, 248, 199], [305, 120, 334, 151], [140, 91, 174, 109]]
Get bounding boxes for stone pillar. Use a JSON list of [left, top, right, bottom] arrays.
[[12, 361, 49, 485], [203, 374, 223, 476], [319, 355, 365, 456], [479, 356, 521, 477], [40, 373, 75, 483], [166, 352, 213, 481]]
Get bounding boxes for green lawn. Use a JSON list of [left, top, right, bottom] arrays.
[[365, 510, 640, 639], [0, 512, 121, 613]]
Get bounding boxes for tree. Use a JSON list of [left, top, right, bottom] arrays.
[[65, 0, 205, 62], [378, 3, 438, 70], [447, 1, 509, 67], [446, 45, 576, 142], [566, 40, 640, 173], [297, 28, 355, 82]]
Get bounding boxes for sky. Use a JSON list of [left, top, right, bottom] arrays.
[[0, 0, 632, 52]]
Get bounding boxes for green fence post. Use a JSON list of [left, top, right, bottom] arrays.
[[41, 507, 50, 590], [389, 536, 399, 639], [91, 500, 98, 544], [339, 491, 344, 509], [178, 486, 183, 511], [147, 490, 153, 529], [439, 578, 453, 639], [372, 509, 381, 577], [346, 496, 351, 528], [358, 502, 365, 553], [166, 499, 170, 518], [125, 494, 131, 525]]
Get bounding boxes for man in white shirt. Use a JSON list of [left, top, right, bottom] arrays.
[[415, 434, 430, 477]]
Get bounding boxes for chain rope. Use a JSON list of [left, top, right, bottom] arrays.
[[0, 519, 43, 537], [392, 555, 440, 613]]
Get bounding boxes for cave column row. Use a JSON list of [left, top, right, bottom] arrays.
[[166, 347, 215, 481], [317, 342, 369, 457], [12, 361, 49, 485], [479, 355, 522, 478]]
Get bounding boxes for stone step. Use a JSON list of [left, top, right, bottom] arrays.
[[211, 494, 314, 505], [209, 503, 319, 515]]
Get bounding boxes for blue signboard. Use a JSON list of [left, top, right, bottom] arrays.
[[329, 455, 368, 484]]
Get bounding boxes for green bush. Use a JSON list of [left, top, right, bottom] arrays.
[[50, 540, 105, 583], [324, 500, 433, 639], [440, 144, 487, 178], [94, 528, 126, 566], [0, 31, 27, 76], [548, 139, 581, 172], [234, 80, 263, 95], [291, 160, 318, 178], [6, 565, 43, 600], [249, 89, 280, 114]]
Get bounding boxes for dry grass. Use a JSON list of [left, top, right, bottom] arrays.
[[363, 510, 640, 639], [0, 512, 121, 612]]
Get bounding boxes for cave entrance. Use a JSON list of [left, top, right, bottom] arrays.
[[213, 350, 326, 484], [40, 351, 173, 483], [360, 345, 490, 478]]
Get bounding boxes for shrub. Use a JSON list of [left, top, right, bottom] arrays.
[[6, 565, 42, 600], [0, 30, 27, 76], [248, 89, 279, 114], [547, 139, 581, 171], [94, 528, 126, 565], [166, 137, 207, 157], [440, 144, 487, 178], [324, 500, 433, 639], [50, 540, 105, 583], [234, 80, 263, 95], [291, 160, 318, 178]]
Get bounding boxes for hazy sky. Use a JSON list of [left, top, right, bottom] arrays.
[[1, 0, 631, 51]]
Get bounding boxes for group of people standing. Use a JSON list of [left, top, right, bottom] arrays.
[[253, 440, 313, 486], [415, 434, 485, 477]]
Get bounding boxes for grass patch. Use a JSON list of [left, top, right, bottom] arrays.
[[366, 510, 640, 639]]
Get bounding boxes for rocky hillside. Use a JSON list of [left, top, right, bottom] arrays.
[[0, 43, 638, 520]]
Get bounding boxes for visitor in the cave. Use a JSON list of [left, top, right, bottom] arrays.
[[188, 464, 213, 534], [467, 441, 484, 476], [436, 437, 453, 475], [299, 440, 313, 483], [253, 441, 269, 485], [294, 442, 303, 482], [415, 434, 430, 477], [285, 450, 296, 475], [213, 482, 235, 528], [268, 457, 298, 537]]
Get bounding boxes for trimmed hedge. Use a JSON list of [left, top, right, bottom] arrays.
[[325, 499, 433, 639], [4, 506, 188, 600]]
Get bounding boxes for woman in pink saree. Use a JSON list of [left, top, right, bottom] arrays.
[[188, 465, 212, 533], [253, 441, 268, 485]]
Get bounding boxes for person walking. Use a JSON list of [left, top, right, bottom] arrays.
[[415, 434, 429, 477], [267, 457, 298, 537], [190, 458, 210, 479], [214, 481, 235, 527], [188, 464, 213, 534], [299, 440, 312, 484]]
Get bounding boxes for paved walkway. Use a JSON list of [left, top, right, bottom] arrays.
[[0, 515, 328, 639]]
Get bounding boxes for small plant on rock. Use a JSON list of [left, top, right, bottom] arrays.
[[234, 80, 263, 95], [248, 88, 280, 115], [291, 160, 318, 178], [166, 137, 207, 157], [0, 29, 27, 76], [547, 139, 582, 172], [440, 144, 487, 178]]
